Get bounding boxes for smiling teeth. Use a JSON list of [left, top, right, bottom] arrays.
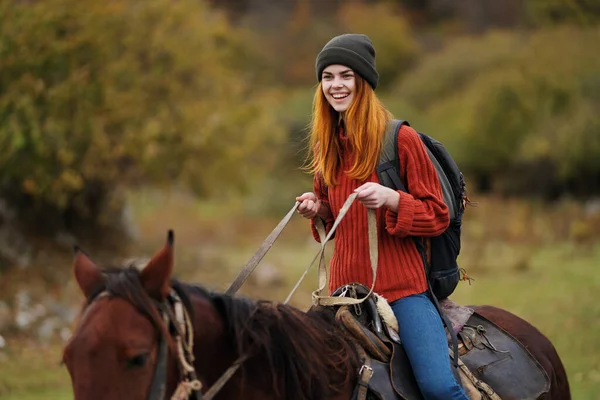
[[332, 94, 348, 99]]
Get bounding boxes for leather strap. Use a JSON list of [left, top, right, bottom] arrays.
[[336, 306, 391, 362], [226, 201, 300, 295], [285, 193, 378, 305], [355, 350, 374, 400], [202, 355, 248, 399], [147, 329, 169, 400], [148, 302, 175, 400], [307, 193, 378, 306], [450, 348, 502, 400]]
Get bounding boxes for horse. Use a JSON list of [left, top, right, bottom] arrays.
[[62, 232, 571, 399]]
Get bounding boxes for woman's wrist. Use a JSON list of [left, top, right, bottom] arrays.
[[385, 190, 400, 213], [317, 203, 332, 220]]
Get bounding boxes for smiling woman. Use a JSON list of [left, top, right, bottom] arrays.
[[321, 66, 356, 112], [296, 33, 471, 399]]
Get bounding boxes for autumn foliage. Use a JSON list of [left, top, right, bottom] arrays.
[[0, 0, 283, 237]]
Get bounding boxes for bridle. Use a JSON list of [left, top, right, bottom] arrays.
[[148, 290, 247, 400], [83, 290, 204, 400], [77, 284, 248, 400], [150, 291, 203, 400]]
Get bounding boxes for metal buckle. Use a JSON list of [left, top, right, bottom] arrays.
[[358, 364, 374, 381], [338, 285, 349, 298]]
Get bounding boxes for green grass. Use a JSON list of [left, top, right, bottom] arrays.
[[1, 192, 599, 398], [0, 389, 72, 400], [0, 339, 72, 399]]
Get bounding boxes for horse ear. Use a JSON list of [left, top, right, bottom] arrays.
[[73, 247, 104, 298], [140, 230, 174, 300]]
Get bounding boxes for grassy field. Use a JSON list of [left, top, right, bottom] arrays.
[[0, 191, 599, 399]]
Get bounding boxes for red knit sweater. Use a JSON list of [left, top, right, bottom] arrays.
[[310, 124, 449, 302]]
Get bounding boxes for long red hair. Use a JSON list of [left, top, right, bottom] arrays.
[[306, 75, 392, 187]]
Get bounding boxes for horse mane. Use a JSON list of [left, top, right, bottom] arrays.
[[81, 264, 170, 336], [186, 284, 359, 400], [79, 265, 358, 400]]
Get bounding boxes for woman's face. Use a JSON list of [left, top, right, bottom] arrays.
[[321, 64, 356, 113]]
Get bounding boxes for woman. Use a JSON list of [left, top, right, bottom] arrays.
[[296, 33, 468, 400]]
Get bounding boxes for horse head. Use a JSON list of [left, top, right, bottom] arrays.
[[63, 230, 359, 400], [63, 231, 182, 400]]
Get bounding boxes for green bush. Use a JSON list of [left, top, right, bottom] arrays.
[[338, 2, 420, 89], [0, 0, 284, 236], [524, 0, 600, 27], [389, 27, 600, 198]]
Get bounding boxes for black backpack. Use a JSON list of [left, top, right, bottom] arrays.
[[376, 119, 468, 300]]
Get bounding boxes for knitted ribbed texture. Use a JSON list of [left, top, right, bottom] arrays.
[[310, 125, 449, 302]]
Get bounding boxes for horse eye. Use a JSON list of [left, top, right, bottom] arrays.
[[127, 352, 149, 369]]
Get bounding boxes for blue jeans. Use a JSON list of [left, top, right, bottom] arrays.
[[390, 292, 468, 400]]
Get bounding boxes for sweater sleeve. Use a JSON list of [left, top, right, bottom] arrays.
[[384, 125, 449, 237], [310, 174, 335, 243]]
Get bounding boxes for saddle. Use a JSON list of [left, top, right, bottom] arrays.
[[315, 284, 550, 400]]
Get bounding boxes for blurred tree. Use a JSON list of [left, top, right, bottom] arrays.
[[524, 0, 600, 27], [233, 0, 339, 86], [337, 1, 420, 88], [394, 0, 523, 34], [389, 27, 600, 199], [0, 0, 283, 243]]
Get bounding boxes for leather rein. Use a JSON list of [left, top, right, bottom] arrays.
[[202, 194, 378, 399], [147, 194, 374, 399], [147, 202, 304, 400]]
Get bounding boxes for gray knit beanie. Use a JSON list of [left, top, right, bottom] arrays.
[[315, 34, 379, 90]]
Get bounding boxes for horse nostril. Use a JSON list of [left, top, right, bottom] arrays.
[[127, 352, 149, 369]]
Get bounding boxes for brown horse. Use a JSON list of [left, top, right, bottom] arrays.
[[63, 233, 570, 399]]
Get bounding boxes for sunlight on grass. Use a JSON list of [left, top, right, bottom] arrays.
[[0, 338, 72, 399], [0, 389, 72, 400]]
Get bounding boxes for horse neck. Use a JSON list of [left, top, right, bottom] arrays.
[[185, 292, 274, 399], [183, 288, 357, 400], [187, 295, 238, 387]]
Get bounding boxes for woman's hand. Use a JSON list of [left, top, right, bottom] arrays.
[[355, 182, 400, 212], [296, 192, 331, 220]]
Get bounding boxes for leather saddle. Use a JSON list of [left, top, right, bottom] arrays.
[[314, 284, 550, 400]]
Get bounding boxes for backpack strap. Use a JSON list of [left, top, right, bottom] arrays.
[[376, 120, 408, 192], [376, 119, 459, 369]]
